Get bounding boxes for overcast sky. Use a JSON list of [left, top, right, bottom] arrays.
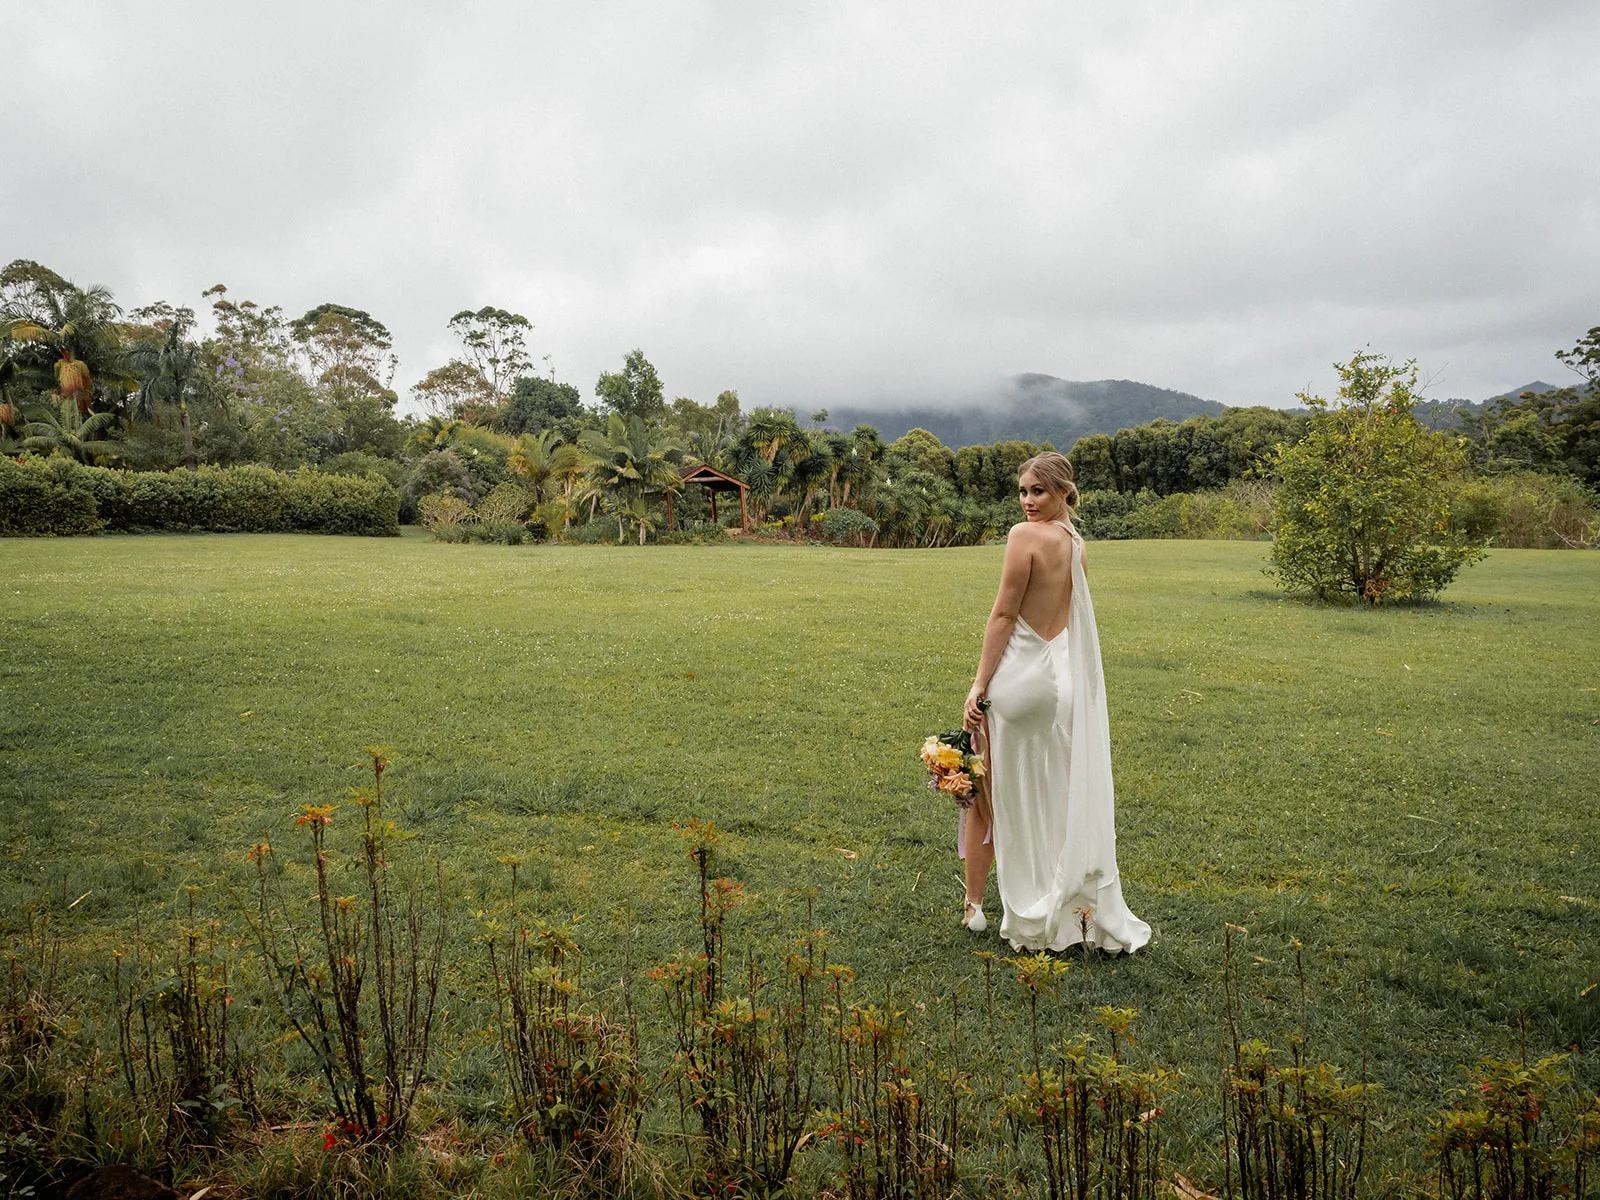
[[6, 2, 1598, 415]]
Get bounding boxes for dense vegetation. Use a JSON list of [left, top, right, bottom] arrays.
[[2, 258, 1596, 561]]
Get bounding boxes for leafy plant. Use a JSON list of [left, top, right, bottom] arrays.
[[484, 863, 645, 1192], [246, 749, 446, 1147], [1430, 1053, 1596, 1200], [1269, 352, 1487, 604]]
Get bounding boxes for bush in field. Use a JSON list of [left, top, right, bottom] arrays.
[[1452, 471, 1600, 549], [563, 515, 622, 545], [1269, 352, 1486, 604], [0, 456, 102, 535], [320, 451, 406, 487], [1075, 481, 1274, 541], [1075, 488, 1145, 539], [820, 505, 877, 546], [475, 480, 535, 524], [417, 492, 472, 533]]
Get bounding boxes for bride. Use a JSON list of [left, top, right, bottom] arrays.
[[959, 452, 1151, 954]]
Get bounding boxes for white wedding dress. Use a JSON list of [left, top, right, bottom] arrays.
[[978, 520, 1151, 954]]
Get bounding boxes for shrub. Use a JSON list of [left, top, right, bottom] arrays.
[[0, 457, 102, 536], [206, 464, 293, 531], [407, 450, 478, 508], [820, 506, 878, 546], [1270, 352, 1486, 604], [320, 451, 405, 487], [1075, 489, 1146, 540], [281, 470, 400, 536], [562, 516, 621, 545], [0, 458, 398, 537], [1124, 492, 1188, 539], [468, 521, 525, 545], [417, 492, 473, 532], [475, 481, 535, 525], [653, 522, 728, 546], [1453, 472, 1599, 549]]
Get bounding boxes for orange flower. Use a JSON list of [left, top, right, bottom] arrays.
[[937, 771, 973, 796]]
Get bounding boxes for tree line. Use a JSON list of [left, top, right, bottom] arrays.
[[2, 257, 1596, 556]]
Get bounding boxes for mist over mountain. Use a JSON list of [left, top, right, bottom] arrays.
[[829, 375, 1226, 449]]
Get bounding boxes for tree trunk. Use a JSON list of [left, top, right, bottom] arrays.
[[180, 398, 197, 471]]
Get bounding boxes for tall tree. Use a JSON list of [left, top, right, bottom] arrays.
[[411, 360, 496, 423], [199, 285, 319, 467], [447, 307, 533, 399], [127, 303, 210, 469], [1461, 325, 1600, 487], [595, 349, 665, 424], [289, 303, 402, 456], [495, 376, 590, 441]]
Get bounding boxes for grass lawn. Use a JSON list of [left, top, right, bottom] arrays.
[[3, 530, 1598, 1187]]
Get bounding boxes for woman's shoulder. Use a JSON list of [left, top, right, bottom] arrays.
[[1008, 520, 1074, 542]]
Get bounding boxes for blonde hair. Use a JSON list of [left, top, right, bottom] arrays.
[[1017, 451, 1079, 508]]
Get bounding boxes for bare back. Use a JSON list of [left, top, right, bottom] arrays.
[[1014, 519, 1077, 641]]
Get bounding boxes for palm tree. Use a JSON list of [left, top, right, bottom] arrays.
[[1, 281, 133, 425], [406, 415, 463, 454], [0, 358, 19, 433], [126, 311, 209, 470], [786, 430, 834, 539], [580, 414, 683, 543], [734, 407, 812, 523], [507, 430, 585, 505], [744, 406, 807, 466], [21, 395, 120, 464], [685, 415, 741, 474]]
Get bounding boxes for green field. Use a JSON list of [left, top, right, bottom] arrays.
[[3, 531, 1598, 1189]]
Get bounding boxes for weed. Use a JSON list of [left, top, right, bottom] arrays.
[[247, 748, 446, 1147]]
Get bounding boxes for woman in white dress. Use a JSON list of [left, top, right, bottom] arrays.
[[959, 452, 1151, 954]]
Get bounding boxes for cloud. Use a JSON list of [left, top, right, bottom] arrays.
[[5, 1, 1596, 416]]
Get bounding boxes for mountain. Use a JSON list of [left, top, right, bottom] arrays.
[[1415, 382, 1565, 431], [828, 375, 1226, 449], [1485, 380, 1563, 403]]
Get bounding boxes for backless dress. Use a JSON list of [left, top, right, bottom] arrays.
[[977, 519, 1151, 953]]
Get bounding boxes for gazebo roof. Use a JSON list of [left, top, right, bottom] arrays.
[[679, 462, 748, 491]]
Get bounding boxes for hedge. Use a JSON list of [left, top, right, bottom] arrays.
[[0, 457, 399, 537]]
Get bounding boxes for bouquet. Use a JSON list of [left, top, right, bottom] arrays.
[[921, 723, 987, 810]]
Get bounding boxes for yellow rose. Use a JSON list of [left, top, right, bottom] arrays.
[[966, 756, 986, 777], [933, 744, 963, 770]]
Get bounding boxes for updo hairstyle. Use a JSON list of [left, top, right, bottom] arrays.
[[1017, 451, 1080, 508]]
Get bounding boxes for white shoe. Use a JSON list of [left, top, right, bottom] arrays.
[[963, 899, 987, 932]]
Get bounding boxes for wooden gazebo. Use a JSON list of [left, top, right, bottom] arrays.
[[666, 463, 750, 533]]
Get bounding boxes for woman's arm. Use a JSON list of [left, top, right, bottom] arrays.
[[964, 528, 1033, 728]]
